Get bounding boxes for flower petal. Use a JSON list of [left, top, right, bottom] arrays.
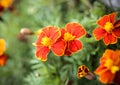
[[0, 54, 8, 66], [113, 27, 120, 38], [93, 27, 107, 40], [60, 28, 66, 39], [0, 39, 6, 56], [35, 46, 50, 61], [109, 12, 116, 24], [36, 31, 46, 44], [97, 15, 110, 27], [103, 33, 117, 45], [94, 64, 106, 75], [64, 44, 72, 56], [42, 26, 61, 43], [114, 20, 120, 28], [51, 39, 66, 56], [68, 40, 82, 53], [99, 70, 115, 84], [66, 22, 86, 38]]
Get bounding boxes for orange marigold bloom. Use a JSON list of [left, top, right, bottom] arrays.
[[94, 49, 120, 84], [0, 54, 8, 66], [34, 26, 66, 61], [0, 39, 6, 56], [61, 22, 86, 56], [93, 12, 120, 45]]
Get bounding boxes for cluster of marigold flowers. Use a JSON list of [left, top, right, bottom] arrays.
[[32, 12, 120, 84], [33, 22, 86, 61], [77, 12, 120, 85]]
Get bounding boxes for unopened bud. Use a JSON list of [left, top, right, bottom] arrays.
[[20, 28, 33, 35]]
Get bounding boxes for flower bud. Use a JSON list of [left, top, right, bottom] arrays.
[[78, 65, 96, 80], [20, 28, 33, 35]]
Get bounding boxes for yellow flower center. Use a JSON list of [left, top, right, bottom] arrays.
[[104, 22, 114, 33], [104, 58, 113, 69], [64, 32, 75, 41], [104, 58, 119, 74], [41, 37, 52, 47], [111, 66, 119, 74]]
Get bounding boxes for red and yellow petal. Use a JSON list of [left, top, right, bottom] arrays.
[[68, 40, 82, 53], [97, 15, 110, 27], [51, 39, 66, 56], [94, 66, 115, 84], [113, 27, 120, 38], [42, 26, 61, 43], [66, 22, 86, 38], [103, 33, 117, 45], [35, 46, 50, 61], [109, 12, 116, 24], [93, 27, 107, 40], [36, 31, 46, 44]]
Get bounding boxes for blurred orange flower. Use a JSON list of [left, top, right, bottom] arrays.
[[0, 39, 6, 56], [61, 22, 86, 56], [34, 26, 66, 61], [0, 0, 13, 13], [93, 12, 120, 45], [0, 39, 7, 66], [0, 54, 8, 66], [94, 49, 120, 84]]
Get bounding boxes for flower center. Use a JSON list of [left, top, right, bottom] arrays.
[[104, 58, 119, 74], [41, 37, 52, 47], [64, 32, 75, 41], [104, 22, 114, 33], [111, 66, 119, 74]]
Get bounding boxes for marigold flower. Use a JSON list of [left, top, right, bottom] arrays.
[[34, 26, 66, 61], [78, 65, 96, 80], [61, 22, 86, 56], [93, 12, 120, 45], [94, 49, 120, 84], [0, 39, 6, 56], [0, 54, 8, 66]]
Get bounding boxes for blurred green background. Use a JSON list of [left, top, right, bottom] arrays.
[[0, 0, 120, 85]]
